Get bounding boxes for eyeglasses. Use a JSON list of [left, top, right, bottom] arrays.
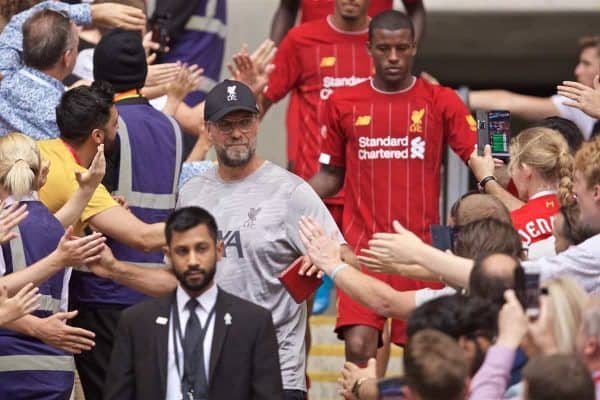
[[211, 116, 256, 134]]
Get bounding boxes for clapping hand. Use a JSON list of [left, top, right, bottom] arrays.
[[55, 227, 106, 267], [75, 144, 105, 193], [166, 64, 204, 102], [228, 39, 276, 94], [0, 201, 28, 244], [0, 283, 40, 326]]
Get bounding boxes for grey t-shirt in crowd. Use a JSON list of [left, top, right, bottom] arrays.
[[177, 161, 344, 392]]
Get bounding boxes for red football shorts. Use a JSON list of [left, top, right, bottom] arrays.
[[335, 269, 444, 345]]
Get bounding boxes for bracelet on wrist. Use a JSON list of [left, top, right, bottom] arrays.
[[330, 263, 349, 281], [351, 376, 369, 399], [478, 175, 496, 192]]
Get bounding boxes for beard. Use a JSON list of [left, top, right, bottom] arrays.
[[103, 134, 117, 156], [175, 264, 216, 293], [215, 139, 256, 167]]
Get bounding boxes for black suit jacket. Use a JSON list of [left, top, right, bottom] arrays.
[[103, 287, 283, 400]]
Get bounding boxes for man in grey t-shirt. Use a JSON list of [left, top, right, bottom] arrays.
[[178, 80, 351, 399]]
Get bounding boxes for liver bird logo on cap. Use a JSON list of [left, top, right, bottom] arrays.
[[227, 85, 238, 102]]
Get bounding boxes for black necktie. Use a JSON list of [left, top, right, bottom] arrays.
[[182, 298, 209, 400]]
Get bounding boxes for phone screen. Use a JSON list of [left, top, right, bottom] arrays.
[[524, 272, 541, 318], [378, 377, 404, 400], [487, 111, 511, 158], [430, 224, 452, 252]]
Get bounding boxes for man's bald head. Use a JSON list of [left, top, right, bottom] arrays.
[[469, 253, 519, 305], [451, 193, 512, 226]]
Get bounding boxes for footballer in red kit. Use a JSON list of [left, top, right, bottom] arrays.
[[270, 1, 426, 180], [300, 0, 394, 23], [309, 10, 476, 359], [263, 0, 374, 218]]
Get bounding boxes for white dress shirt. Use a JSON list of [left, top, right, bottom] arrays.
[[165, 284, 218, 400]]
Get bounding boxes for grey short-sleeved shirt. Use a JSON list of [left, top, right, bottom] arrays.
[[177, 161, 344, 391]]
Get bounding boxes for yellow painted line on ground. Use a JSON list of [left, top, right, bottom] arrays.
[[309, 315, 337, 325], [309, 344, 403, 357], [308, 371, 341, 382]]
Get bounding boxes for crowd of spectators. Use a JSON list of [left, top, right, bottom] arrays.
[[0, 1, 599, 400]]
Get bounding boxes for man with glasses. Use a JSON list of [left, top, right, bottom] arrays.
[[176, 79, 351, 400], [0, 1, 145, 139]]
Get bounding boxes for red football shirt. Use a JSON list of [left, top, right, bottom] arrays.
[[510, 192, 560, 246], [320, 78, 477, 251], [300, 0, 419, 23], [264, 17, 373, 204]]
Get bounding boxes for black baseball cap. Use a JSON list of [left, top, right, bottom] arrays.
[[204, 79, 259, 122]]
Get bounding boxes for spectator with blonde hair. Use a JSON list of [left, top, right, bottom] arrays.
[[469, 127, 573, 256], [0, 133, 107, 399], [528, 276, 588, 355]]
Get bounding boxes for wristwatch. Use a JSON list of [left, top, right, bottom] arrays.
[[478, 175, 497, 192], [351, 377, 369, 399]]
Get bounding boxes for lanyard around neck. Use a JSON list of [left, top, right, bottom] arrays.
[[114, 89, 143, 102], [171, 295, 216, 399]]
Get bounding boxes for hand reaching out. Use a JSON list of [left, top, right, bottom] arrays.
[[298, 216, 341, 276], [339, 358, 376, 400], [55, 226, 106, 267], [0, 283, 40, 326], [31, 310, 95, 354], [366, 221, 424, 265], [145, 62, 182, 88], [228, 39, 276, 94], [557, 75, 600, 119], [90, 3, 146, 31], [166, 64, 204, 102], [0, 201, 28, 244]]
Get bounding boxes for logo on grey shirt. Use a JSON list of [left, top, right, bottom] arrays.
[[243, 207, 262, 228]]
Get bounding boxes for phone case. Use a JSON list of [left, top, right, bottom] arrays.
[[278, 256, 323, 304]]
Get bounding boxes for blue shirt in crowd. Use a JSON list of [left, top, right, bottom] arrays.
[[0, 1, 91, 139]]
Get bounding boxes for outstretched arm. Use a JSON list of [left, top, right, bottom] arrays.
[[89, 207, 165, 253], [469, 90, 558, 121], [298, 216, 418, 320], [87, 246, 177, 297], [0, 227, 105, 295], [366, 221, 474, 288]]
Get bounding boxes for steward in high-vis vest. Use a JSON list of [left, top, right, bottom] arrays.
[[152, 0, 227, 106], [0, 134, 73, 399], [67, 28, 183, 400]]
